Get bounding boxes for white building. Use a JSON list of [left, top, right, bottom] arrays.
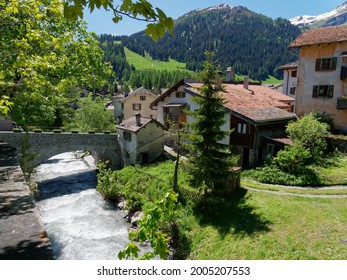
[[117, 114, 166, 165]]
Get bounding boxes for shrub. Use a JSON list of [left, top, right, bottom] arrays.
[[286, 113, 329, 163], [272, 143, 311, 174]]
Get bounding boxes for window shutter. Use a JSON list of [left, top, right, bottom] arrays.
[[328, 85, 334, 98], [341, 66, 347, 79], [312, 86, 318, 98], [315, 59, 321, 71], [331, 57, 337, 70]]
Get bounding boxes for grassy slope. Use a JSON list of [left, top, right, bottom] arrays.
[[124, 47, 189, 71], [187, 189, 347, 260], [124, 48, 283, 84], [120, 158, 347, 260]]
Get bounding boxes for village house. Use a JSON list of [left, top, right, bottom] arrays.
[[117, 113, 166, 165], [288, 24, 347, 133], [113, 87, 158, 123], [150, 77, 296, 168], [278, 61, 298, 102]]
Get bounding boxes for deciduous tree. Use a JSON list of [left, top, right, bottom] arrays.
[[64, 0, 174, 41], [0, 0, 113, 127]]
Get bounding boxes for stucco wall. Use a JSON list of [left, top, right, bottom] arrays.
[[296, 42, 347, 131], [119, 122, 165, 165], [123, 91, 157, 120], [156, 85, 231, 145]]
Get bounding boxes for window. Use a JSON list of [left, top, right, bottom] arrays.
[[312, 85, 334, 98], [291, 70, 297, 78], [123, 131, 132, 141], [140, 95, 146, 101], [176, 91, 186, 98], [133, 103, 141, 110], [289, 87, 296, 95], [315, 57, 337, 71], [237, 123, 247, 134]]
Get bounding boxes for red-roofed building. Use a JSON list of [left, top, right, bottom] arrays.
[[288, 25, 347, 132], [150, 79, 296, 168]]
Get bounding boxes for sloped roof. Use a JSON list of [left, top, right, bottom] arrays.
[[289, 25, 347, 48], [122, 86, 157, 102], [186, 82, 296, 123], [117, 115, 166, 133], [277, 61, 298, 70]]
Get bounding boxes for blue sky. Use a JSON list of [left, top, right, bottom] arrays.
[[84, 0, 345, 36]]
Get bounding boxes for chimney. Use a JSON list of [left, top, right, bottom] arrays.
[[243, 76, 249, 90], [214, 71, 223, 87], [226, 67, 234, 82], [135, 113, 141, 126]]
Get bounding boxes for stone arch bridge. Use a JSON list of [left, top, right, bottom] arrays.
[[0, 131, 123, 169]]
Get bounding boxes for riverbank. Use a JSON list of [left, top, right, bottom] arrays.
[[0, 143, 53, 260]]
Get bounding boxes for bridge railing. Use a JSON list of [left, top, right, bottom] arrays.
[[10, 126, 117, 134]]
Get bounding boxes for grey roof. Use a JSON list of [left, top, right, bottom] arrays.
[[116, 116, 165, 133]]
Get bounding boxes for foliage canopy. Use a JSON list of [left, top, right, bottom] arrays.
[[64, 0, 174, 41], [0, 0, 113, 127]]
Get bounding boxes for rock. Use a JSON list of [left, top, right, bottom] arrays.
[[130, 211, 144, 227]]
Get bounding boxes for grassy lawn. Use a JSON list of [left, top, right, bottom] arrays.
[[124, 47, 189, 71], [186, 188, 347, 259], [98, 157, 347, 260], [312, 156, 347, 185]]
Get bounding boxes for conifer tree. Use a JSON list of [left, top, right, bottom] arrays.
[[187, 52, 236, 193]]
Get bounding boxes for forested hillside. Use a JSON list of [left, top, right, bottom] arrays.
[[120, 5, 301, 81], [99, 34, 192, 90]]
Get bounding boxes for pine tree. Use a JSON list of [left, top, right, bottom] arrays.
[[187, 52, 236, 193]]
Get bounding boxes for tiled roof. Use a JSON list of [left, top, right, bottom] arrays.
[[117, 115, 166, 132], [289, 25, 347, 48], [186, 82, 296, 123]]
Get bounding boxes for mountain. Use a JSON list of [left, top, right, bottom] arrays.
[[119, 4, 301, 81], [290, 1, 347, 28]]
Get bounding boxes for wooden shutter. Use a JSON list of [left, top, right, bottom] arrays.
[[328, 85, 334, 98], [312, 86, 318, 98], [315, 59, 321, 71], [331, 57, 337, 70]]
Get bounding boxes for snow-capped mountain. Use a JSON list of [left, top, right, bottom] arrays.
[[290, 1, 347, 28]]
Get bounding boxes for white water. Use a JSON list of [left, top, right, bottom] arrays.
[[33, 152, 130, 260]]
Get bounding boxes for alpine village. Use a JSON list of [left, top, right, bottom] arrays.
[[2, 1, 347, 261]]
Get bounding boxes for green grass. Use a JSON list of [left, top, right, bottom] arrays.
[[124, 47, 189, 71], [98, 157, 347, 260], [262, 75, 283, 84], [186, 189, 347, 259], [242, 179, 347, 196], [312, 156, 347, 185]]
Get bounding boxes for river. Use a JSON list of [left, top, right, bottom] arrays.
[[33, 152, 130, 260]]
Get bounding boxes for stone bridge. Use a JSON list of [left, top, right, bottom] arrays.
[[0, 131, 123, 169]]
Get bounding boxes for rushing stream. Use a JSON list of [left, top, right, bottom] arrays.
[[33, 152, 130, 260]]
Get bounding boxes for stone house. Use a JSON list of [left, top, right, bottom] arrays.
[[150, 78, 296, 168], [288, 24, 347, 133], [117, 113, 166, 165], [113, 87, 158, 123]]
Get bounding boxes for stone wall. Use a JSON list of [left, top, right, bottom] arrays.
[[0, 132, 123, 169]]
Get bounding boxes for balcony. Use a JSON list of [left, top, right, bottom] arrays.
[[337, 97, 347, 110]]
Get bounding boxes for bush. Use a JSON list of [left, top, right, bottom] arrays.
[[272, 143, 311, 174], [286, 113, 329, 163], [242, 165, 322, 186]]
